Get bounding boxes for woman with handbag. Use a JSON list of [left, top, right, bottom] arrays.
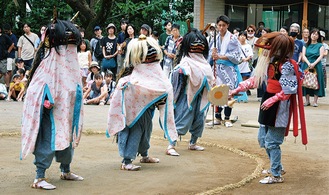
[[301, 28, 325, 107]]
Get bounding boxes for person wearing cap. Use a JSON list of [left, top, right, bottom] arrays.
[[166, 28, 215, 156], [6, 73, 24, 101], [85, 61, 103, 91], [14, 57, 26, 73], [102, 23, 118, 77], [163, 23, 182, 77], [3, 24, 17, 90], [319, 30, 328, 88], [0, 25, 14, 90], [289, 23, 303, 64], [301, 28, 325, 107], [140, 24, 152, 37], [107, 34, 178, 171], [90, 25, 104, 62]]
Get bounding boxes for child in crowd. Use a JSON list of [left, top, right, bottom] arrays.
[[83, 73, 107, 105], [238, 31, 253, 97], [84, 61, 103, 92], [16, 68, 28, 87], [104, 70, 116, 105], [7, 74, 24, 101], [78, 40, 91, 87]]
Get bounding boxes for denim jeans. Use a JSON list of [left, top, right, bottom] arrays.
[[33, 108, 73, 179], [171, 92, 205, 146], [118, 106, 154, 165], [258, 124, 285, 177]]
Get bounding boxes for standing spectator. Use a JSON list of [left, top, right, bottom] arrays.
[[117, 19, 128, 74], [255, 21, 265, 38], [301, 28, 309, 44], [2, 24, 16, 89], [279, 26, 289, 36], [262, 27, 271, 36], [246, 24, 259, 67], [211, 15, 242, 127], [121, 24, 137, 61], [301, 28, 325, 107], [159, 20, 172, 48], [34, 25, 47, 50], [289, 23, 303, 64], [78, 40, 92, 87], [163, 23, 182, 77], [90, 26, 104, 63], [238, 31, 253, 97], [140, 24, 152, 37], [319, 30, 328, 88], [78, 27, 91, 51], [152, 31, 159, 44], [102, 23, 118, 77], [207, 23, 217, 65], [17, 23, 38, 70]]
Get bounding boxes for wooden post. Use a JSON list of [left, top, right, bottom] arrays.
[[200, 0, 205, 29], [302, 0, 308, 29]]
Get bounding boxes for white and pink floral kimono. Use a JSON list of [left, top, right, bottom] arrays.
[[107, 61, 178, 143], [21, 45, 83, 159]]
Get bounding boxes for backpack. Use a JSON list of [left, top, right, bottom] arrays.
[[94, 38, 104, 61]]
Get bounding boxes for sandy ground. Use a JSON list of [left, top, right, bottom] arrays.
[[0, 87, 328, 195]]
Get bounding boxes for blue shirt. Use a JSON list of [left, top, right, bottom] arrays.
[[292, 39, 303, 63]]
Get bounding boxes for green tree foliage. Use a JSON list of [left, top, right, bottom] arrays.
[[1, 0, 193, 39]]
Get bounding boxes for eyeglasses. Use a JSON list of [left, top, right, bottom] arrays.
[[247, 30, 254, 32]]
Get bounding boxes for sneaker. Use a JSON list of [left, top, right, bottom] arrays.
[[259, 176, 284, 184], [304, 102, 310, 106], [121, 163, 141, 171], [312, 103, 318, 107], [206, 119, 222, 126], [188, 144, 204, 151], [31, 178, 56, 190], [60, 172, 84, 181], [224, 120, 233, 127]]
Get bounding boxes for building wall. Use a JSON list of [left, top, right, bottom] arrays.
[[194, 0, 225, 30]]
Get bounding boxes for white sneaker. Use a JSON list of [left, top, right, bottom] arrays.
[[224, 120, 233, 127]]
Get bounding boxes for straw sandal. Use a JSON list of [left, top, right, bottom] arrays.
[[60, 172, 84, 181], [166, 146, 180, 156], [188, 144, 204, 151], [121, 163, 141, 171]]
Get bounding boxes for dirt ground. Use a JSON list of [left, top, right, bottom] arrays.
[[0, 87, 328, 195]]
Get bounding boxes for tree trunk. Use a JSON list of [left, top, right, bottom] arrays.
[[65, 0, 113, 39]]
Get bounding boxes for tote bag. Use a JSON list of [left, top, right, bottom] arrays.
[[102, 58, 116, 69], [302, 68, 319, 90]]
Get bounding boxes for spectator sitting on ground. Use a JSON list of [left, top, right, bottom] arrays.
[[83, 73, 107, 106], [104, 70, 116, 105], [7, 74, 24, 101], [84, 61, 103, 92], [16, 68, 28, 86], [0, 70, 8, 100]]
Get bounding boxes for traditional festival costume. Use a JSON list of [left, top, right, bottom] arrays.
[[21, 19, 84, 190], [231, 32, 307, 184], [107, 35, 178, 170], [167, 29, 215, 155], [210, 23, 246, 127]]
